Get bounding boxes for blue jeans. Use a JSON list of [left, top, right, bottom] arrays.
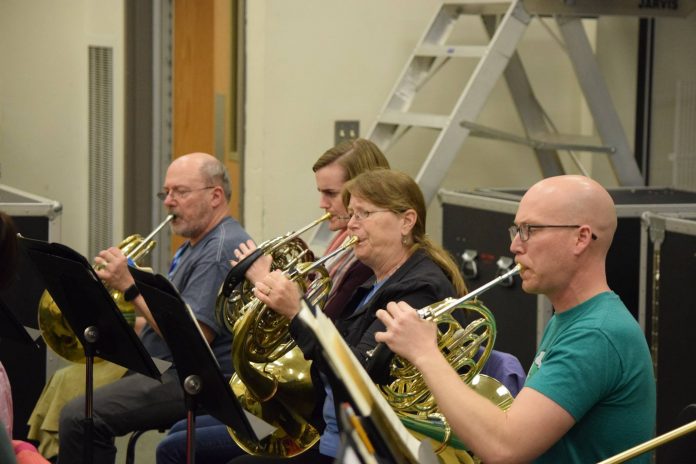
[[156, 414, 244, 464]]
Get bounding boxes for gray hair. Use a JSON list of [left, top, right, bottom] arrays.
[[200, 157, 232, 202]]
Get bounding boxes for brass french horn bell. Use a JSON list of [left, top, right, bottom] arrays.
[[226, 235, 358, 458], [37, 214, 174, 363], [377, 264, 521, 458]]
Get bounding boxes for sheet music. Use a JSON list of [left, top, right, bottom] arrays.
[[297, 301, 438, 464], [242, 410, 277, 440], [24, 326, 42, 342], [150, 357, 173, 374]]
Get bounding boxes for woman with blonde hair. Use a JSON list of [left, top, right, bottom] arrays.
[[238, 169, 465, 463]]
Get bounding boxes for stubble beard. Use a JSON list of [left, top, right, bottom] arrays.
[[170, 213, 206, 239]]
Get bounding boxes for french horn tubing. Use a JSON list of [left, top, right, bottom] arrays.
[[377, 264, 522, 457], [215, 212, 331, 334], [226, 235, 358, 458], [37, 214, 174, 363]]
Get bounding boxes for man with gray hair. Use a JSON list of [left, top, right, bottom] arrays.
[[58, 153, 251, 464]]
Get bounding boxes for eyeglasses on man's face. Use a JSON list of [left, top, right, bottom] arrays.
[[156, 186, 215, 201], [346, 209, 390, 222], [508, 223, 598, 242]]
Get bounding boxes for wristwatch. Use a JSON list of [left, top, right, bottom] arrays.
[[123, 283, 140, 302]]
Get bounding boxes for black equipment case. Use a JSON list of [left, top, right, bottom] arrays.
[[439, 187, 696, 370]]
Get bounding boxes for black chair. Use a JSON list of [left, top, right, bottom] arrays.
[[124, 426, 168, 464]]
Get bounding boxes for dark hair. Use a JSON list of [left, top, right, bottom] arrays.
[[0, 211, 19, 288], [312, 138, 390, 181], [342, 169, 467, 296]]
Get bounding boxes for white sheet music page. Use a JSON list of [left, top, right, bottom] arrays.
[[297, 300, 432, 463]]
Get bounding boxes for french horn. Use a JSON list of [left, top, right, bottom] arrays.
[[215, 212, 331, 334], [37, 214, 174, 363], [377, 264, 522, 458], [226, 235, 358, 457]]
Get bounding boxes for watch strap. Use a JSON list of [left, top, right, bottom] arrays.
[[123, 283, 140, 302]]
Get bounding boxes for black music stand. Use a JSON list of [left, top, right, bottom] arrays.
[[130, 266, 273, 464], [18, 236, 163, 464]]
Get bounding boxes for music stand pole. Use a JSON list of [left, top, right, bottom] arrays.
[[183, 375, 201, 464], [131, 269, 265, 461], [82, 326, 99, 464]]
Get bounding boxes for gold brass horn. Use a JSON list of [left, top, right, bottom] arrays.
[[377, 265, 521, 457], [37, 214, 174, 363], [597, 419, 696, 464], [226, 235, 358, 458], [215, 212, 331, 334]]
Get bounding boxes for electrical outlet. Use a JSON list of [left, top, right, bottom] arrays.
[[334, 120, 360, 145]]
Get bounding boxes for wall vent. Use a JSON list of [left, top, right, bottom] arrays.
[[88, 46, 114, 257], [672, 80, 696, 192]]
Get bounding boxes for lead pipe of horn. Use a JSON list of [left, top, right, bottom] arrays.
[[92, 214, 174, 271], [285, 235, 358, 280], [128, 213, 175, 260], [261, 212, 332, 254], [418, 264, 522, 320], [366, 264, 521, 363], [219, 213, 333, 298]]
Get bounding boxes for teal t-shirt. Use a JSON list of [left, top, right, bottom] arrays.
[[526, 292, 656, 463]]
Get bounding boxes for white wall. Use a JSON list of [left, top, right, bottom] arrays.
[[0, 0, 124, 255], [244, 0, 444, 241], [2, 1, 685, 252], [243, 0, 637, 243]]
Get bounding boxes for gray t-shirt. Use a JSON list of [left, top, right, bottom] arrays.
[[139, 216, 251, 375]]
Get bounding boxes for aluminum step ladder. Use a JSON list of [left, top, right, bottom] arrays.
[[366, 0, 645, 204]]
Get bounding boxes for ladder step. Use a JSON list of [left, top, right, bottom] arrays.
[[442, 0, 513, 15], [379, 111, 449, 129], [416, 44, 487, 58], [534, 133, 615, 154], [462, 121, 615, 154]]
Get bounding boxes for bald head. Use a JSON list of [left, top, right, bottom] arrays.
[[511, 176, 616, 306], [523, 175, 617, 253], [171, 153, 231, 202], [163, 153, 232, 244]]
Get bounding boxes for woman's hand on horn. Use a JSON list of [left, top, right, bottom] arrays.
[[253, 270, 302, 320], [375, 301, 439, 369]]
